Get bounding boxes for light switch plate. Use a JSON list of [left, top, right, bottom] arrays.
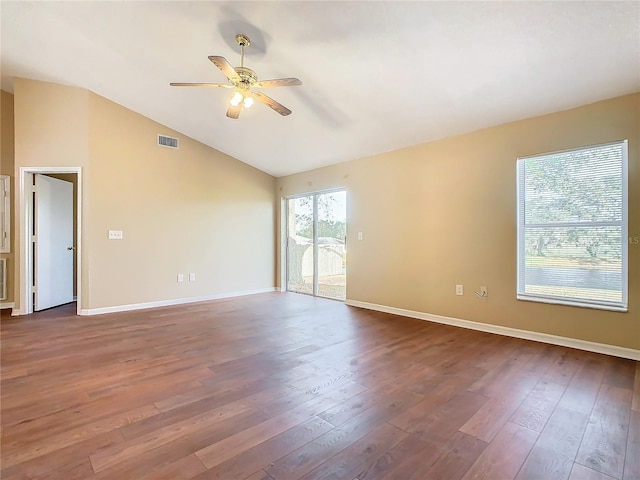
[[189, 273, 196, 282]]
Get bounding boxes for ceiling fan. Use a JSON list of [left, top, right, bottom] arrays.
[[170, 34, 301, 119]]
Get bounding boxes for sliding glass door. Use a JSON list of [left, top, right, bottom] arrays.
[[286, 195, 314, 295], [286, 190, 346, 300]]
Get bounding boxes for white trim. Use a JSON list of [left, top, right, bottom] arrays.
[[517, 293, 627, 312], [18, 167, 82, 316], [0, 175, 10, 253], [621, 139, 629, 309], [0, 301, 15, 310], [345, 299, 640, 361], [280, 197, 287, 292], [80, 287, 276, 316]]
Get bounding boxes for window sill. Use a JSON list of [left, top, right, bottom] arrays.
[[517, 294, 628, 313]]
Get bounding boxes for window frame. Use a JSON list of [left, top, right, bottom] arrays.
[[516, 140, 628, 312], [0, 175, 10, 253]]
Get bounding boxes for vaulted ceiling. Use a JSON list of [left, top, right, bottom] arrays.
[[2, 1, 639, 176]]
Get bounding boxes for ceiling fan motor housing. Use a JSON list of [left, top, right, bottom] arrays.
[[235, 67, 258, 88]]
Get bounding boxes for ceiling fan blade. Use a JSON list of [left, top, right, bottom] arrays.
[[208, 56, 240, 82], [226, 104, 241, 119], [170, 82, 232, 88], [253, 91, 292, 116], [254, 78, 302, 88]]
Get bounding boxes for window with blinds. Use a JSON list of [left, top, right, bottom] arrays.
[[516, 141, 628, 311]]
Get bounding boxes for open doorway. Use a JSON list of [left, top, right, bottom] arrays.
[[18, 167, 82, 315], [286, 189, 347, 301]]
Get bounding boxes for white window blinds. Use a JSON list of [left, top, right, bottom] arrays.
[[517, 141, 628, 311]]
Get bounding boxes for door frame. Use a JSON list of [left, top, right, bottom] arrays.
[[282, 187, 346, 298], [16, 167, 83, 315]]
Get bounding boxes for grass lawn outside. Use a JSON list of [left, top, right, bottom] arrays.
[[525, 255, 622, 271], [525, 284, 622, 303]]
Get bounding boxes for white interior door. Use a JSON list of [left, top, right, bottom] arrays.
[[34, 174, 74, 311]]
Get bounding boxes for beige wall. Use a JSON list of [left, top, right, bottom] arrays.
[[12, 78, 275, 311], [86, 92, 275, 308], [13, 79, 90, 312], [0, 90, 15, 306], [277, 94, 640, 351]]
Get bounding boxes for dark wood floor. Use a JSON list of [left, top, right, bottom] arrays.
[[1, 293, 638, 480]]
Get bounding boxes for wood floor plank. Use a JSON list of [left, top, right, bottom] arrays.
[[459, 388, 528, 442], [195, 381, 366, 470], [89, 401, 268, 473], [391, 390, 488, 440], [1, 403, 159, 469], [535, 406, 590, 461], [569, 463, 618, 480], [139, 454, 206, 480], [558, 355, 609, 415], [542, 349, 583, 387], [1, 294, 637, 480], [575, 384, 632, 479], [200, 416, 334, 480], [623, 409, 640, 480], [515, 444, 574, 480], [467, 342, 548, 400], [4, 379, 167, 441], [415, 431, 488, 480], [0, 429, 124, 480], [461, 422, 538, 480], [120, 382, 296, 440], [351, 433, 439, 480], [266, 386, 422, 480], [245, 471, 275, 480], [602, 357, 636, 390], [632, 363, 640, 412], [510, 379, 567, 432], [93, 408, 270, 480], [297, 422, 408, 480]]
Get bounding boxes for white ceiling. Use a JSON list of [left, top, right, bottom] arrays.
[[2, 1, 639, 177]]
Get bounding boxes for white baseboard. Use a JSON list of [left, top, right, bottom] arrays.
[[0, 301, 15, 310], [80, 287, 277, 316], [345, 299, 640, 361]]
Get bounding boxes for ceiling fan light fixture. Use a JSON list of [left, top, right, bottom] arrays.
[[243, 96, 254, 109], [229, 91, 243, 107]]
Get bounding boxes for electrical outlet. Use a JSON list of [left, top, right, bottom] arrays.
[[108, 230, 123, 240], [456, 285, 463, 296], [189, 273, 196, 282], [177, 274, 184, 283]]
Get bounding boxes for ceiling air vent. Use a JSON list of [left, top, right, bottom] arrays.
[[157, 134, 179, 149]]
